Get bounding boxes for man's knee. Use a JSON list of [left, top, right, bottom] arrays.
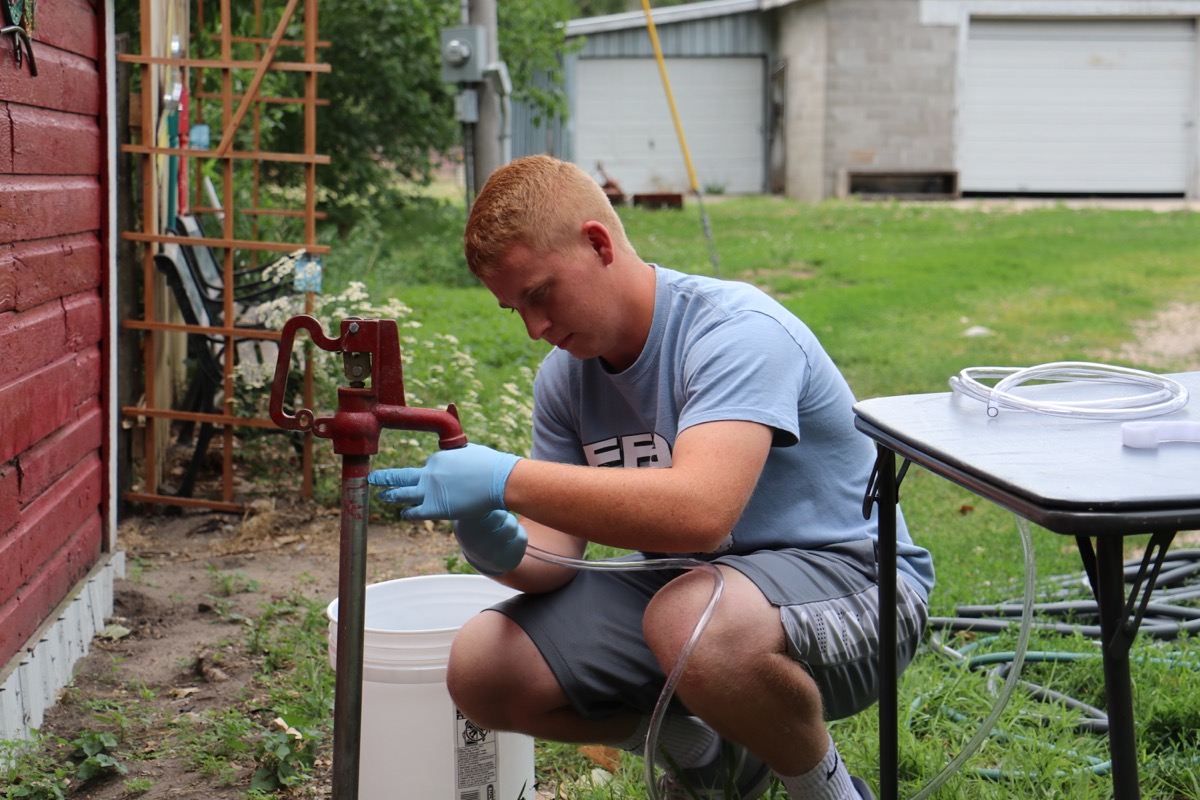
[[447, 612, 520, 727], [447, 610, 564, 732]]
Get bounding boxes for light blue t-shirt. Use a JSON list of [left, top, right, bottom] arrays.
[[531, 266, 934, 600]]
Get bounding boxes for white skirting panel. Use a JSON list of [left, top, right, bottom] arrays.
[[0, 551, 126, 744]]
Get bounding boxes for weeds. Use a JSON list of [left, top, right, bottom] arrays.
[[207, 565, 261, 596], [250, 719, 320, 792], [1, 734, 71, 800], [124, 776, 154, 795], [1, 588, 334, 798], [69, 731, 126, 781], [0, 730, 127, 799]]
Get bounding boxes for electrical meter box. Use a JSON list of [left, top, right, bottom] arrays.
[[440, 25, 487, 84]]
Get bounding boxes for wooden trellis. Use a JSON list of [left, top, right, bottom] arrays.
[[119, 0, 329, 512]]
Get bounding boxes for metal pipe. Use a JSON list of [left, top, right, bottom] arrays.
[[331, 454, 371, 799]]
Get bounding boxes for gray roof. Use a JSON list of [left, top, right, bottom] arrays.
[[566, 0, 788, 37]]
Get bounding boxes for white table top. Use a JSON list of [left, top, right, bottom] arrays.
[[854, 371, 1200, 534]]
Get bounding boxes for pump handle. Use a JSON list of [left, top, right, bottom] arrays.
[[268, 314, 468, 452], [269, 314, 340, 432]]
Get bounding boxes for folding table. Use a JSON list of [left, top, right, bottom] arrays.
[[853, 371, 1200, 800]]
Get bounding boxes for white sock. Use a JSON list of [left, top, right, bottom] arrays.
[[615, 714, 721, 770], [775, 734, 856, 800]]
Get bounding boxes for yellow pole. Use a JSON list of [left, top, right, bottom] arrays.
[[639, 0, 720, 274], [640, 0, 699, 193]]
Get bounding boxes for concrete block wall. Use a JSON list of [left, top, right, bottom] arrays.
[[779, 0, 959, 200], [779, 1, 831, 203], [824, 0, 958, 196], [0, 554, 124, 743]]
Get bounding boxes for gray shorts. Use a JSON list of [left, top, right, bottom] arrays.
[[492, 539, 928, 722]]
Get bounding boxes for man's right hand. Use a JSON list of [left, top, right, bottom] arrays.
[[455, 510, 528, 576]]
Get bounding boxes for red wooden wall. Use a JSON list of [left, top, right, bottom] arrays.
[[0, 0, 107, 668]]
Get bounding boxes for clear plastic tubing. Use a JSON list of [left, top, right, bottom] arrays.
[[526, 512, 1037, 800], [524, 544, 724, 800], [909, 515, 1037, 800], [949, 361, 1189, 420]]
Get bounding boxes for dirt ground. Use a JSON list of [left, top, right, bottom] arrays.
[[26, 298, 1200, 799], [34, 500, 463, 799]]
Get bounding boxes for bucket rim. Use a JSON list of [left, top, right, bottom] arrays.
[[325, 573, 517, 635]]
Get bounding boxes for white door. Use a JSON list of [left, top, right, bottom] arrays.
[[574, 57, 765, 196], [958, 19, 1196, 194]]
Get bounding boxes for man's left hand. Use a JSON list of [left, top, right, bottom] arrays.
[[368, 443, 522, 520]]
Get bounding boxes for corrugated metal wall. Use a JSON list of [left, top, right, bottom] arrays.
[[511, 9, 775, 162], [574, 11, 768, 58], [510, 69, 570, 160]]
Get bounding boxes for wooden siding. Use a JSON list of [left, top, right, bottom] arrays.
[[0, 0, 106, 669]]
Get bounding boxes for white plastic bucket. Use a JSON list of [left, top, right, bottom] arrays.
[[327, 574, 536, 800]]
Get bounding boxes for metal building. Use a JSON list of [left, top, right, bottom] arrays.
[[511, 0, 1200, 201], [513, 0, 777, 197]]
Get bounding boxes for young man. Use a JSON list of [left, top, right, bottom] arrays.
[[369, 155, 934, 799]]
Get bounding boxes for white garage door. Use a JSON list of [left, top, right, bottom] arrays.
[[575, 57, 765, 196], [958, 19, 1196, 194]]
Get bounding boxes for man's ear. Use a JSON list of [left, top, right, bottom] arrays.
[[582, 220, 615, 265]]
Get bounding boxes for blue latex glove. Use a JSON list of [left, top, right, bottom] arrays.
[[455, 510, 528, 576], [368, 443, 522, 521]]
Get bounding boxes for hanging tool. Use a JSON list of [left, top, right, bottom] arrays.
[[0, 24, 33, 74], [1, 0, 36, 77], [269, 314, 467, 800]]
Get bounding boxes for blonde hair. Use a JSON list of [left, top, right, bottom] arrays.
[[464, 155, 632, 278]]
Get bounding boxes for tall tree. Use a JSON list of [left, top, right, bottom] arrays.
[[178, 0, 576, 234]]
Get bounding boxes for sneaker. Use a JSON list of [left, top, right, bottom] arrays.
[[656, 740, 772, 799], [850, 776, 876, 800]]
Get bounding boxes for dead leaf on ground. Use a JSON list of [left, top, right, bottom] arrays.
[[578, 744, 621, 773], [100, 623, 132, 640]]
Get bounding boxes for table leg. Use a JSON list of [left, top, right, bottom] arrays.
[[1092, 530, 1178, 800], [1094, 535, 1140, 799], [874, 447, 899, 800]]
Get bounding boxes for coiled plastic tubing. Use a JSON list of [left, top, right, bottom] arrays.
[[949, 361, 1189, 420]]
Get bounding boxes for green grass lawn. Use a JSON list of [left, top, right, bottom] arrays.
[[322, 195, 1200, 799]]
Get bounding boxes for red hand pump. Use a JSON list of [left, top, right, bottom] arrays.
[[270, 315, 467, 800]]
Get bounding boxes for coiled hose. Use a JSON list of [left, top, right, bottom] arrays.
[[949, 361, 1188, 420]]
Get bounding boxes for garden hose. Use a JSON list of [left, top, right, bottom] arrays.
[[930, 549, 1200, 641], [920, 549, 1200, 782]]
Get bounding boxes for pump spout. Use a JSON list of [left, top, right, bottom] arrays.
[[376, 402, 468, 450]]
